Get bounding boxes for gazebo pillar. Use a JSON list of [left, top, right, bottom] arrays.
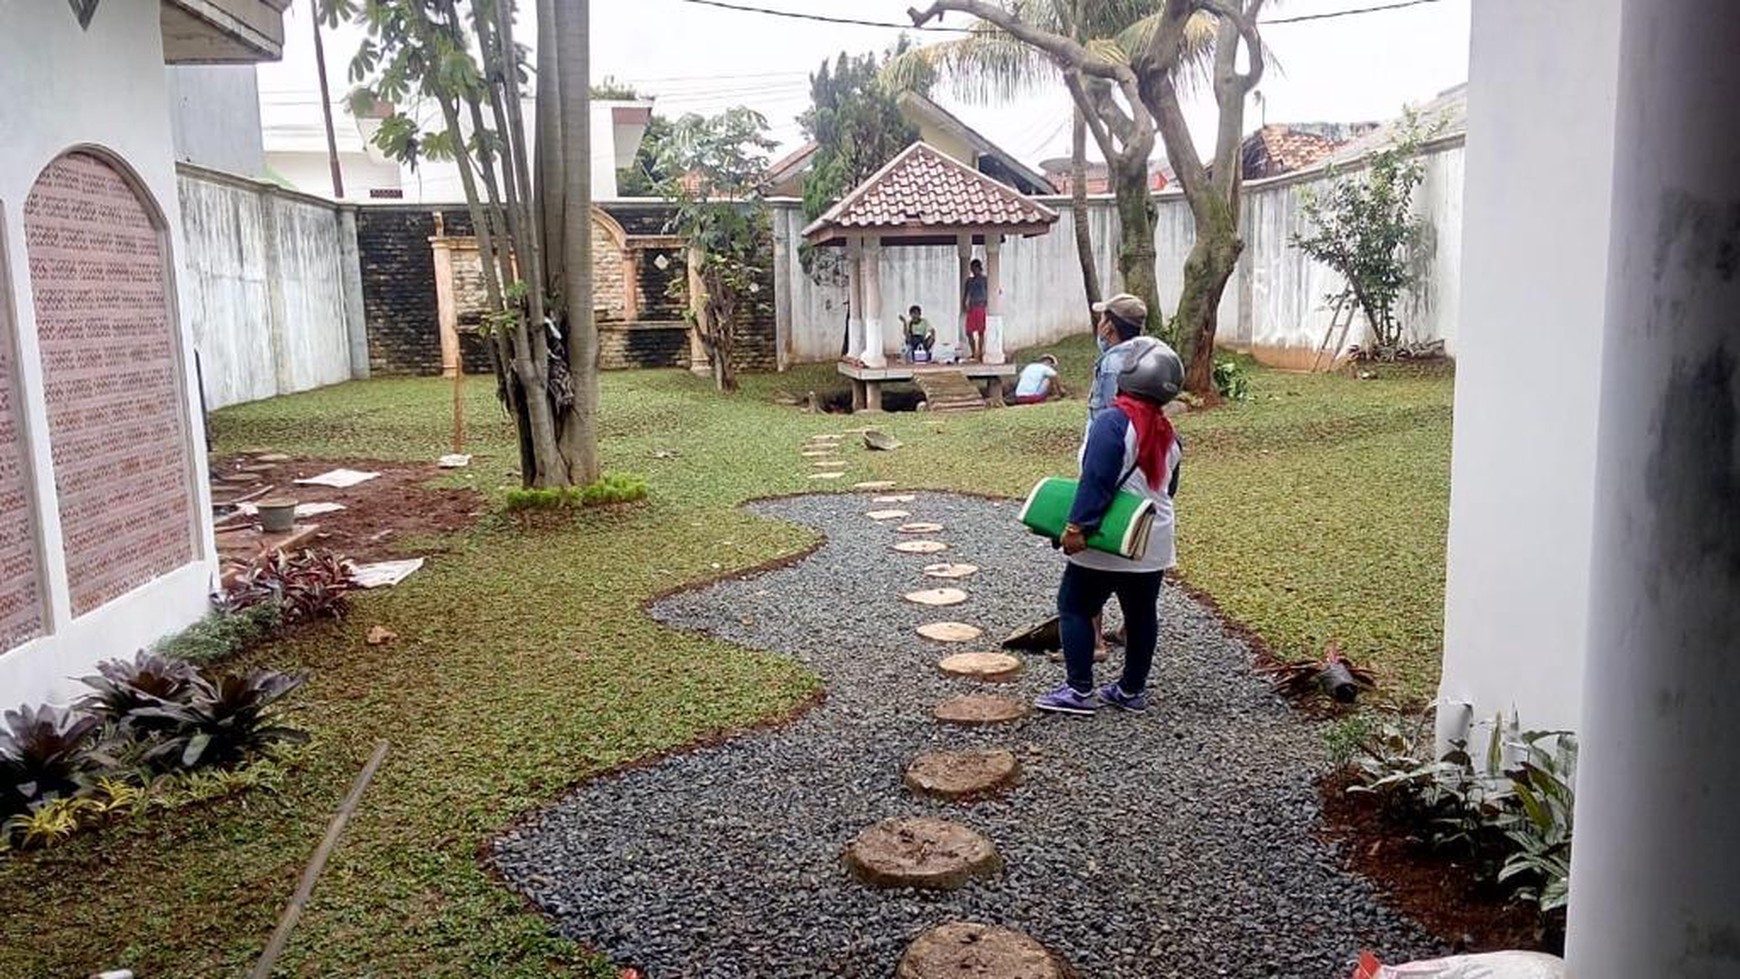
[[983, 234, 1006, 365], [845, 236, 865, 362], [955, 232, 972, 354], [861, 237, 887, 369]]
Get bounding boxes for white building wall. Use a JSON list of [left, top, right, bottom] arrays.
[[177, 167, 360, 408], [0, 2, 218, 706], [1436, 0, 1622, 744], [166, 65, 266, 177]]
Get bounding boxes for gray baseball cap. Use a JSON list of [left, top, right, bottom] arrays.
[[1092, 293, 1148, 329]]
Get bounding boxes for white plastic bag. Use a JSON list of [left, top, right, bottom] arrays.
[[1370, 951, 1565, 979]]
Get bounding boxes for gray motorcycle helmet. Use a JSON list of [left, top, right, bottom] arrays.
[[1115, 335, 1185, 404]]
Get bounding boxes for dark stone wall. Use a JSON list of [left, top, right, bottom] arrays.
[[356, 201, 779, 375], [355, 206, 488, 375]]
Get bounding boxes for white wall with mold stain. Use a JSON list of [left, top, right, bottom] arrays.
[[773, 136, 1466, 368], [177, 164, 366, 408]]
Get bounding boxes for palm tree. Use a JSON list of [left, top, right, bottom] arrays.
[[552, 0, 599, 484], [886, 0, 1217, 334]]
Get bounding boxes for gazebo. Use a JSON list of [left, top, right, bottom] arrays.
[[803, 142, 1059, 411]]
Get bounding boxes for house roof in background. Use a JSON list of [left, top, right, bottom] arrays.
[[803, 142, 1058, 245], [1241, 124, 1367, 177], [1323, 83, 1468, 167], [898, 92, 1055, 195], [764, 141, 819, 190], [764, 95, 1055, 198]]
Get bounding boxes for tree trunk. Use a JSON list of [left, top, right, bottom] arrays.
[[554, 0, 599, 485], [1172, 206, 1242, 394], [1069, 104, 1102, 322], [1111, 158, 1161, 336], [536, 0, 565, 297]]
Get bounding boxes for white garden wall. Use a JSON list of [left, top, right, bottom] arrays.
[[177, 164, 368, 408]]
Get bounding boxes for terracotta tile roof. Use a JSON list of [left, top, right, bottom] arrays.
[[1244, 125, 1344, 178], [803, 143, 1058, 244]]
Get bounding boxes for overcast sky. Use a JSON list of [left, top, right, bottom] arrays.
[[261, 0, 1470, 166]]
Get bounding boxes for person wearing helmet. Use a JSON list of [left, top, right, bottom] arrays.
[[1084, 293, 1149, 654], [1034, 327, 1185, 716]]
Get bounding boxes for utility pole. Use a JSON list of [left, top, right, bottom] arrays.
[[311, 0, 346, 199]]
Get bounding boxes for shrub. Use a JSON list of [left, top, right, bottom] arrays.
[[1498, 730, 1577, 912], [227, 549, 355, 624], [505, 473, 649, 514], [1344, 711, 1578, 916], [135, 670, 308, 771], [155, 603, 283, 666], [1212, 357, 1252, 402], [0, 705, 100, 816]]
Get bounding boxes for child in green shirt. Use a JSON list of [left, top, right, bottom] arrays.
[[900, 304, 935, 361]]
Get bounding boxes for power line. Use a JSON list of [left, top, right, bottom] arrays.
[[665, 0, 975, 32], [665, 0, 1450, 31], [1264, 0, 1448, 24]]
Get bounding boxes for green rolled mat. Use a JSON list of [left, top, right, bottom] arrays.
[[1017, 476, 1156, 560]]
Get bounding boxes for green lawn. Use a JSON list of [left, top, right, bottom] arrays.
[[0, 340, 1451, 977]]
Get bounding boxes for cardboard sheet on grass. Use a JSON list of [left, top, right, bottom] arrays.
[[352, 558, 425, 589], [295, 469, 380, 489]]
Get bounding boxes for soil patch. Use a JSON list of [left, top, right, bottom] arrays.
[[1317, 770, 1560, 956], [211, 455, 488, 570]]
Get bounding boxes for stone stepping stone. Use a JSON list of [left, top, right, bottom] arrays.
[[904, 750, 1021, 800], [938, 651, 1021, 682], [813, 460, 849, 469], [866, 509, 911, 520], [898, 521, 944, 534], [853, 480, 897, 491], [842, 817, 1002, 891], [892, 540, 949, 554], [904, 587, 969, 607], [934, 693, 1029, 727], [916, 621, 982, 643], [809, 472, 846, 481], [254, 453, 291, 463], [807, 433, 843, 442], [923, 562, 979, 580], [801, 449, 837, 458], [873, 494, 917, 504], [896, 922, 1065, 979]]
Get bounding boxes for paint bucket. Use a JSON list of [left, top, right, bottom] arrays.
[[256, 499, 298, 533]]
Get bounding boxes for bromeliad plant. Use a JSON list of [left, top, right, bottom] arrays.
[[4, 656, 309, 851], [77, 652, 201, 734], [0, 705, 102, 815], [135, 671, 308, 772]]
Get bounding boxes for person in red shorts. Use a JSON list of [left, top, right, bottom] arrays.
[[961, 258, 989, 362]]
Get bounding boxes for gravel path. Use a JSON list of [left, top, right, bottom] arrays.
[[491, 491, 1444, 978]]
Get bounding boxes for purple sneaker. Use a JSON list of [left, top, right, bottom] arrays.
[[1097, 682, 1151, 713], [1034, 683, 1100, 715]]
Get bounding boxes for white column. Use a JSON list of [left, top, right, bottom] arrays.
[[1566, 0, 1740, 972], [954, 233, 972, 353], [861, 238, 886, 368], [983, 234, 1006, 365], [845, 237, 864, 362], [1436, 0, 1623, 751]]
